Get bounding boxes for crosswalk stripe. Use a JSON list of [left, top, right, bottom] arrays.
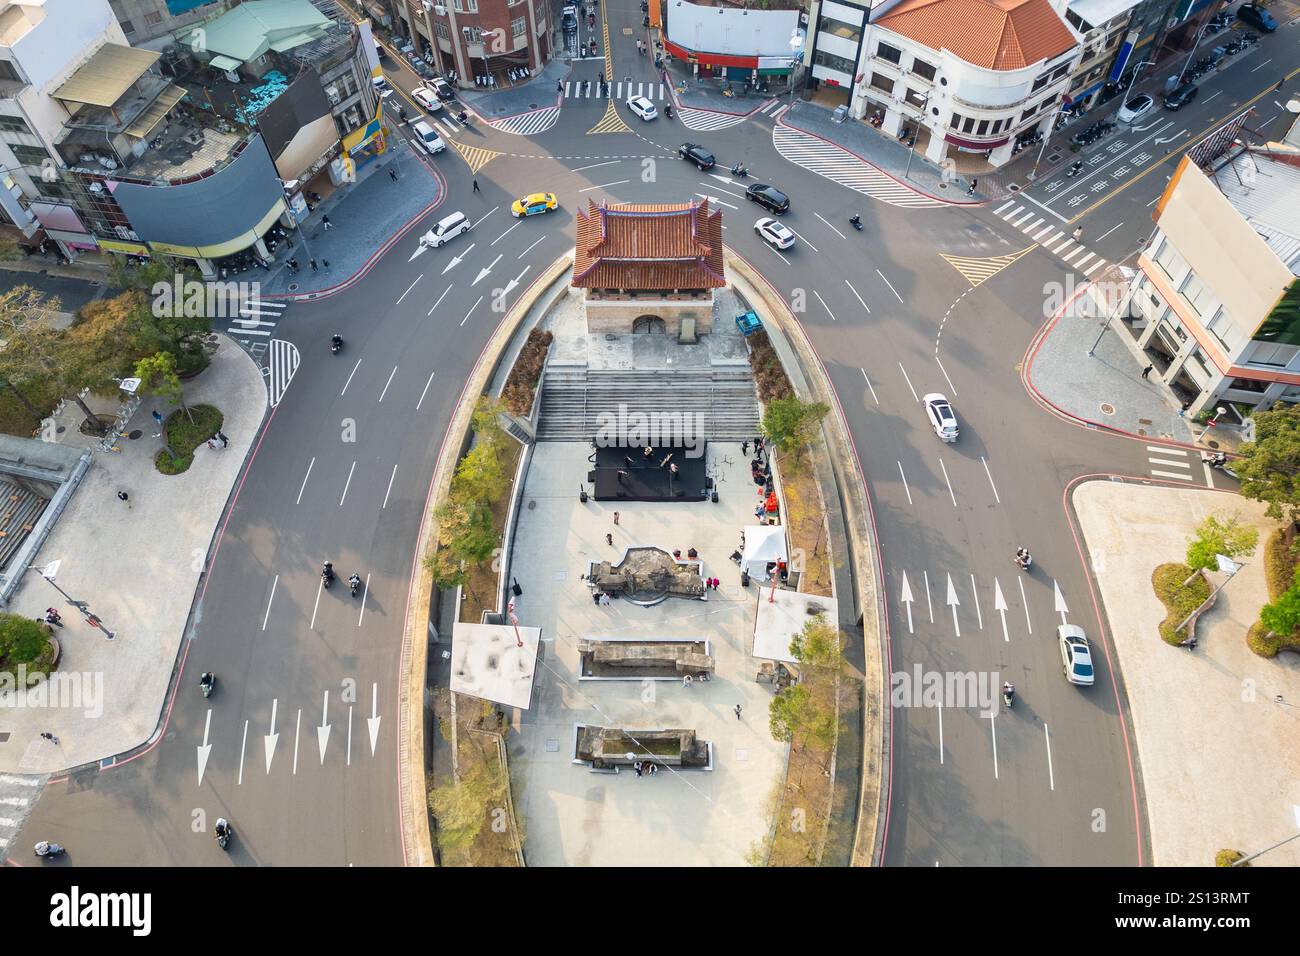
[[0, 816, 17, 827], [0, 796, 29, 807], [227, 326, 272, 337], [1005, 205, 1025, 219], [995, 200, 1015, 214], [1033, 226, 1056, 241], [1012, 211, 1036, 226], [1050, 238, 1074, 254], [1150, 457, 1191, 468], [1042, 231, 1063, 245], [771, 125, 945, 208], [1060, 246, 1084, 263], [1022, 217, 1044, 234], [1147, 446, 1188, 455], [1084, 259, 1105, 275], [1074, 252, 1095, 268], [1152, 469, 1195, 481]]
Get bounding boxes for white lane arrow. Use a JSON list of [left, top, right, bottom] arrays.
[[263, 697, 279, 774], [473, 252, 503, 286], [442, 242, 475, 274], [900, 571, 915, 634], [993, 578, 1010, 643], [946, 573, 961, 638], [317, 690, 332, 765], [708, 173, 735, 185], [1054, 579, 1070, 626], [1154, 129, 1186, 145], [197, 708, 213, 786], [499, 264, 530, 299], [367, 683, 382, 756]]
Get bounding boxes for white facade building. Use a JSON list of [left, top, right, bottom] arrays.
[[811, 0, 1082, 168], [0, 0, 127, 235]]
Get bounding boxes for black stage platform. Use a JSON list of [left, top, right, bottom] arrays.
[[589, 444, 708, 501]]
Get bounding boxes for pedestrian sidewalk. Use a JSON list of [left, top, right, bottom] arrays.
[[458, 58, 568, 120], [1026, 270, 1195, 444], [258, 143, 444, 299], [0, 336, 266, 774], [777, 102, 979, 204]]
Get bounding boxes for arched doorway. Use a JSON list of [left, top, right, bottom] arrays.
[[632, 315, 666, 334]]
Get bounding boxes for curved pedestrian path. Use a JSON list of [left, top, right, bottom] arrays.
[[771, 124, 946, 209]]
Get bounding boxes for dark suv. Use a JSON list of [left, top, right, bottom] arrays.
[[1237, 3, 1277, 31], [678, 143, 715, 170], [1164, 82, 1198, 111], [745, 183, 790, 214]]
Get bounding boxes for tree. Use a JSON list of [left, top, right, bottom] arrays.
[[427, 754, 506, 859], [0, 613, 48, 667], [1185, 512, 1258, 573], [134, 351, 185, 410], [1260, 566, 1300, 636], [761, 396, 830, 472], [453, 441, 509, 505], [1235, 404, 1300, 523]]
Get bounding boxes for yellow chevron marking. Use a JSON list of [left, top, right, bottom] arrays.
[[449, 141, 501, 174], [941, 245, 1037, 288], [587, 100, 633, 134]]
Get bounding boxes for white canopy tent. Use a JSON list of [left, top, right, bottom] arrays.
[[740, 524, 788, 579]]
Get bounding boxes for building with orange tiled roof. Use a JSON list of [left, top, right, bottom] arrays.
[[807, 0, 1088, 169], [573, 199, 725, 337]]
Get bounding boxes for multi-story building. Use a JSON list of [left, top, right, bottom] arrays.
[[829, 0, 1082, 169], [389, 0, 550, 84], [107, 0, 225, 47], [0, 0, 128, 243], [1125, 149, 1300, 413], [1056, 0, 1140, 114], [660, 1, 804, 93]]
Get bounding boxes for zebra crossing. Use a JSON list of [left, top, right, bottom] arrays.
[[267, 338, 300, 408], [563, 80, 668, 100], [991, 200, 1108, 277], [941, 245, 1037, 288], [0, 771, 44, 859], [490, 106, 560, 136], [771, 124, 945, 209], [1145, 445, 1197, 482], [417, 114, 467, 139], [677, 106, 753, 132], [226, 296, 287, 343]]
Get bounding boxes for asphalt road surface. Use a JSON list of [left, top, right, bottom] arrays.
[[20, 0, 1290, 866]]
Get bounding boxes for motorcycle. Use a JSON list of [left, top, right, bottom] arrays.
[[849, 215, 862, 231], [730, 163, 748, 178], [322, 563, 335, 589], [215, 820, 233, 851], [34, 841, 65, 858], [1065, 160, 1083, 178], [664, 103, 673, 119], [1201, 453, 1238, 480], [1002, 685, 1015, 709], [200, 673, 215, 699], [349, 574, 362, 598], [330, 335, 343, 354]]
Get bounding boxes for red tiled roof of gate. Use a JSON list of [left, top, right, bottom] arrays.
[[876, 0, 1076, 71], [572, 199, 726, 290]]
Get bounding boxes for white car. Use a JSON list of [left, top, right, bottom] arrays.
[[411, 86, 443, 112], [626, 95, 658, 121], [1116, 93, 1153, 123], [420, 211, 471, 248], [372, 75, 393, 99], [1058, 624, 1095, 686], [754, 217, 795, 250], [923, 392, 958, 442], [410, 120, 446, 155]]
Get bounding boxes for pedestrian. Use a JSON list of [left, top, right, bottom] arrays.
[[613, 511, 620, 526], [648, 763, 657, 776], [606, 532, 613, 546], [206, 437, 216, 450], [40, 732, 58, 744], [1141, 363, 1153, 380], [388, 166, 399, 182], [634, 762, 643, 777], [600, 592, 611, 606], [616, 469, 628, 484], [734, 704, 742, 720], [117, 490, 130, 508], [683, 674, 693, 688], [473, 178, 481, 193], [1179, 401, 1190, 418], [216, 430, 229, 448], [310, 258, 318, 272], [321, 259, 330, 270], [288, 257, 300, 273], [741, 440, 749, 455], [593, 590, 601, 605], [968, 178, 977, 196], [1072, 225, 1083, 242], [152, 409, 164, 426], [322, 214, 333, 230], [557, 80, 563, 93]]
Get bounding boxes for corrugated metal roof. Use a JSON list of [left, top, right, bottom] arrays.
[[573, 200, 725, 290], [123, 85, 185, 139], [191, 0, 332, 64], [53, 44, 161, 107], [877, 0, 1077, 71]]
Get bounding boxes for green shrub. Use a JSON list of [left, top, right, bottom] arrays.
[[1151, 563, 1211, 645], [0, 612, 56, 683], [1215, 849, 1247, 867], [154, 404, 224, 475]]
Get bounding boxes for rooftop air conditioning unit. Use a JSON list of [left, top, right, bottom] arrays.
[[326, 85, 340, 103]]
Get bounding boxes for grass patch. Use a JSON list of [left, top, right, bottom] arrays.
[[778, 449, 832, 597], [457, 439, 522, 624], [1152, 562, 1211, 645], [0, 613, 58, 685], [154, 404, 223, 475]]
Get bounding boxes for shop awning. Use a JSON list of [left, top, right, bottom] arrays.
[[208, 54, 243, 72], [124, 85, 185, 139], [53, 44, 160, 107]]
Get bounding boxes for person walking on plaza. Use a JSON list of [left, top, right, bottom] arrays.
[[322, 214, 332, 230], [216, 430, 229, 448], [734, 704, 743, 720], [613, 511, 620, 526], [117, 490, 130, 508], [1072, 225, 1083, 242], [1141, 363, 1153, 380], [310, 258, 319, 272], [40, 732, 59, 744], [606, 532, 613, 546], [473, 179, 481, 194], [388, 166, 399, 182]]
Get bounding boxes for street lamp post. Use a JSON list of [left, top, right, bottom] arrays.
[[1231, 807, 1300, 865], [1029, 106, 1073, 180], [1120, 59, 1156, 109], [903, 91, 929, 181], [788, 28, 805, 111], [27, 561, 115, 640], [1175, 19, 1213, 87]]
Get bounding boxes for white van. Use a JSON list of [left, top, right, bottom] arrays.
[[411, 120, 446, 155], [421, 211, 471, 248]]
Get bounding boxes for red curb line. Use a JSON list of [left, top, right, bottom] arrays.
[[776, 111, 984, 208]]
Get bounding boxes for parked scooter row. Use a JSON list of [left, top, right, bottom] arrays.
[[506, 66, 532, 82], [1204, 10, 1234, 35], [1011, 130, 1043, 156], [1070, 120, 1115, 148]]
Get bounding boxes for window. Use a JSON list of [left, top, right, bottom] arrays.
[[904, 87, 926, 108], [0, 60, 21, 83], [1227, 377, 1269, 394], [1021, 103, 1039, 122], [876, 42, 902, 65], [821, 17, 862, 43], [1153, 238, 1189, 282], [1205, 309, 1241, 352], [951, 112, 962, 127], [962, 116, 975, 133], [868, 72, 894, 95], [976, 118, 989, 135], [1031, 73, 1050, 93], [1250, 342, 1300, 368], [511, 16, 526, 37], [813, 50, 856, 75], [462, 25, 483, 43], [120, 18, 136, 35], [145, 11, 162, 25], [1180, 274, 1220, 319], [0, 114, 31, 134], [435, 22, 450, 40], [8, 144, 47, 167], [910, 59, 936, 82]]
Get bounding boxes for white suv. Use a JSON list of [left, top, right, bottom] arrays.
[[420, 211, 471, 248], [412, 86, 443, 112], [411, 120, 446, 155]]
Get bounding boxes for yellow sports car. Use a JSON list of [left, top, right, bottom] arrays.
[[511, 192, 558, 218]]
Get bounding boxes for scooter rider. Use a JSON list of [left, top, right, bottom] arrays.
[[331, 333, 343, 352], [849, 214, 862, 228], [199, 671, 215, 691], [322, 561, 335, 584], [349, 572, 362, 594], [1002, 681, 1015, 704], [1015, 547, 1031, 568]]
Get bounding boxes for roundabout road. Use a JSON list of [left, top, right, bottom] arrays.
[[17, 0, 1163, 866]]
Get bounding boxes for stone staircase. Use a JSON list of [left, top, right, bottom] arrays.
[[537, 366, 760, 441]]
